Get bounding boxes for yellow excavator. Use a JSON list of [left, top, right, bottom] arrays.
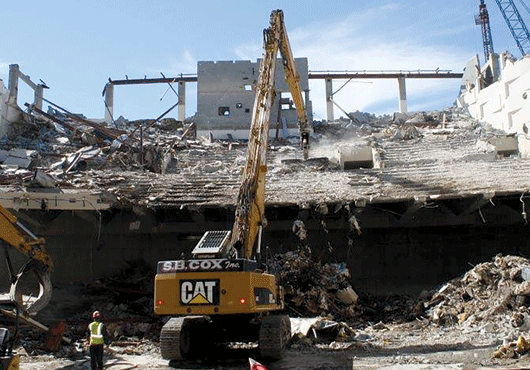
[[154, 9, 309, 361], [0, 204, 53, 370]]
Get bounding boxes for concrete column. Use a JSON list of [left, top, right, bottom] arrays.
[[304, 89, 312, 122], [0, 79, 8, 139], [104, 83, 114, 124], [34, 85, 44, 110], [178, 81, 185, 121], [8, 64, 19, 107], [6, 64, 21, 125], [398, 76, 407, 113], [325, 78, 334, 122]]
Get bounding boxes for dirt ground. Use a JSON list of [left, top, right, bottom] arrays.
[[17, 321, 530, 370], [12, 254, 530, 369]]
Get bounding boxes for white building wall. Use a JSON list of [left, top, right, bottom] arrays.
[[457, 52, 530, 156]]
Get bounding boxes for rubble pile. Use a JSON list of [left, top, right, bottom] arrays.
[[494, 335, 530, 359], [421, 254, 530, 327], [272, 250, 360, 320], [36, 260, 159, 341], [0, 105, 521, 210], [0, 106, 197, 184]]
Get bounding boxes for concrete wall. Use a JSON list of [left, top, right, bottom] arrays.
[[195, 58, 311, 140], [0, 79, 9, 138], [2, 206, 529, 299], [458, 53, 530, 156]]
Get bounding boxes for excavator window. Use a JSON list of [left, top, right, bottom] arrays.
[[0, 328, 10, 357]]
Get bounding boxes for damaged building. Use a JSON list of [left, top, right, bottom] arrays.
[[0, 80, 529, 302], [195, 58, 312, 139], [0, 48, 529, 310]]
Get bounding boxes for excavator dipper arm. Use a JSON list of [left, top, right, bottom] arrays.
[[0, 205, 53, 315], [276, 10, 310, 159]]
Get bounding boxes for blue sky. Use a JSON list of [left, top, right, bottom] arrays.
[[1, 0, 528, 121]]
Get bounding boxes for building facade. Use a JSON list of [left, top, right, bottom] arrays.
[[195, 58, 312, 140]]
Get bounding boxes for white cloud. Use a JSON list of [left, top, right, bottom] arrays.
[[166, 50, 196, 74], [233, 4, 472, 118], [234, 42, 262, 61], [147, 49, 198, 76]]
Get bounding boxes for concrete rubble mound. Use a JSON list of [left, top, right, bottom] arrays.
[[272, 250, 359, 320], [422, 254, 530, 327], [0, 105, 526, 211], [418, 254, 530, 359]]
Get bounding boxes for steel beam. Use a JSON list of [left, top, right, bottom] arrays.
[[108, 76, 197, 85], [308, 71, 463, 79]]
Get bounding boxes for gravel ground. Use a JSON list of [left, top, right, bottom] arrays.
[[17, 321, 530, 370]]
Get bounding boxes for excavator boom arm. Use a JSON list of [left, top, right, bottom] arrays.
[[230, 10, 308, 259]]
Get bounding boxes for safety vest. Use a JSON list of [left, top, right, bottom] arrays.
[[89, 321, 105, 345]]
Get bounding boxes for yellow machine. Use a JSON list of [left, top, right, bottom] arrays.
[[0, 204, 54, 370], [154, 9, 309, 360]]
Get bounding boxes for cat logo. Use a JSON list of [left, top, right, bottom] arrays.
[[180, 279, 220, 305]]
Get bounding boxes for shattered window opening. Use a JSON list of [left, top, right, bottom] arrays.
[[218, 107, 230, 116], [280, 92, 293, 110]]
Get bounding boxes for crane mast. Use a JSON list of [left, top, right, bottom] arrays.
[[494, 0, 530, 56], [476, 0, 495, 61]]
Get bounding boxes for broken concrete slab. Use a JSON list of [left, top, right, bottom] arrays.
[[487, 135, 519, 157], [32, 169, 57, 188], [3, 148, 36, 168], [338, 144, 375, 170]]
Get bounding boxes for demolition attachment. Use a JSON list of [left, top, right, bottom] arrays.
[[0, 204, 53, 315]]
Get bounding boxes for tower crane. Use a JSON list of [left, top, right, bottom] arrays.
[[476, 0, 495, 61], [493, 0, 530, 56], [476, 0, 530, 58]]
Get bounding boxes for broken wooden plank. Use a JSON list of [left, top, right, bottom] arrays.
[[0, 308, 72, 344]]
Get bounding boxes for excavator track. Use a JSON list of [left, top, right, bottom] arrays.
[[160, 317, 185, 360], [258, 314, 291, 360], [160, 316, 210, 361]]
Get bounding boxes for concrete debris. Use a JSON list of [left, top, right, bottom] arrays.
[[290, 317, 356, 348], [272, 250, 359, 320], [292, 219, 307, 242], [0, 104, 195, 181], [420, 254, 530, 330], [1, 259, 161, 359], [494, 335, 530, 359], [3, 148, 37, 168], [383, 122, 423, 141], [0, 103, 526, 211]]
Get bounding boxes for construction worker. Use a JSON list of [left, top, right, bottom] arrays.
[[87, 310, 110, 370]]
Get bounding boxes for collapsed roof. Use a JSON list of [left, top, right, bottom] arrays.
[[0, 105, 528, 223]]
